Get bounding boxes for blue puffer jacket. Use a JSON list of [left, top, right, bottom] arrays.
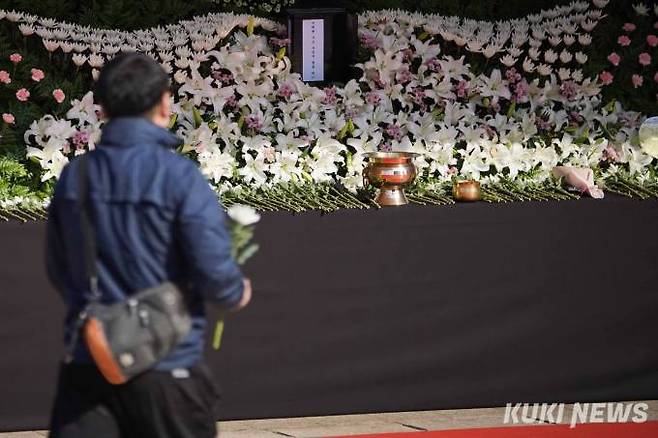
[[46, 116, 244, 370]]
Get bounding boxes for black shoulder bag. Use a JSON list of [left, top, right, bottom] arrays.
[[70, 154, 192, 384]]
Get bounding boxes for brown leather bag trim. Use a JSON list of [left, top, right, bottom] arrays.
[[83, 318, 127, 385]]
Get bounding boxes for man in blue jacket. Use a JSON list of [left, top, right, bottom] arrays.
[[47, 53, 252, 438]]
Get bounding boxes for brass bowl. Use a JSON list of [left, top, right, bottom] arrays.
[[452, 180, 481, 202], [363, 152, 418, 206]]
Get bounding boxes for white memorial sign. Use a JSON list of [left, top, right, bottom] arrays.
[[302, 19, 324, 82]]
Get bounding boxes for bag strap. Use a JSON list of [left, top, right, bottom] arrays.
[[65, 153, 100, 362], [77, 153, 101, 302]]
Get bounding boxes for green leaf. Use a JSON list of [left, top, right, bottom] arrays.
[[192, 107, 203, 128], [168, 113, 178, 129]]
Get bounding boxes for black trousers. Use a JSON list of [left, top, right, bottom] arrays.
[[49, 362, 221, 438]]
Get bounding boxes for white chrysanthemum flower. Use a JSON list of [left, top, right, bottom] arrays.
[[633, 3, 649, 16], [537, 63, 553, 76], [227, 205, 261, 226], [574, 52, 588, 64], [558, 68, 571, 81], [559, 49, 573, 63], [521, 57, 536, 73], [544, 49, 559, 64]]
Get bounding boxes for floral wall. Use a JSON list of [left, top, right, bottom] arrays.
[[1, 0, 658, 212]]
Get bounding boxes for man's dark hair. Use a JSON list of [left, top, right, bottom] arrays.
[[95, 53, 170, 119]]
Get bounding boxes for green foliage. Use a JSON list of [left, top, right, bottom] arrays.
[[0, 155, 32, 198], [0, 13, 90, 156]]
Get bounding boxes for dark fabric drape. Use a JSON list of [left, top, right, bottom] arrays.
[[2, 196, 658, 431]]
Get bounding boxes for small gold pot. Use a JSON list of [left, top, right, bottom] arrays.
[[452, 180, 481, 202], [363, 152, 418, 206]]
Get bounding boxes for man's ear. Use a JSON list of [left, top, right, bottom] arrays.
[[152, 91, 172, 128], [159, 91, 171, 121]]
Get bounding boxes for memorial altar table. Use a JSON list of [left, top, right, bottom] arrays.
[[1, 196, 658, 431]]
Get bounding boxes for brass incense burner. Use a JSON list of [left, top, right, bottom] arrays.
[[452, 180, 481, 202], [363, 152, 418, 206]]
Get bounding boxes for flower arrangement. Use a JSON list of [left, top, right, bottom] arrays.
[[215, 0, 295, 15], [0, 49, 74, 150], [598, 3, 658, 114], [2, 1, 658, 216]]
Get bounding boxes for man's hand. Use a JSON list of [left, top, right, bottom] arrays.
[[233, 278, 252, 311]]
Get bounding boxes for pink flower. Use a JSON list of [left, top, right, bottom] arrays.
[[30, 68, 45, 82], [0, 70, 10, 84], [365, 91, 381, 105], [9, 53, 22, 63], [647, 35, 658, 47], [618, 35, 632, 46], [15, 88, 30, 102], [395, 68, 412, 84], [321, 86, 338, 105], [245, 115, 263, 131], [607, 52, 621, 66], [52, 89, 66, 104], [623, 23, 637, 32], [385, 124, 403, 141], [2, 113, 15, 124], [632, 74, 644, 88], [639, 53, 652, 66], [447, 166, 458, 175], [455, 80, 470, 99], [599, 71, 614, 85], [277, 83, 293, 99], [654, 72, 658, 83], [604, 146, 620, 163]]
